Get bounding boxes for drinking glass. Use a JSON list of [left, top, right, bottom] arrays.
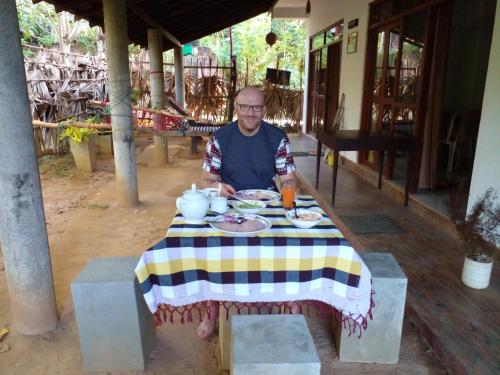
[[281, 180, 296, 211]]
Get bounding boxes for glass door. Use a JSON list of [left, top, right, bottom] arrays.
[[306, 21, 343, 134], [307, 48, 327, 133], [361, 10, 427, 180]]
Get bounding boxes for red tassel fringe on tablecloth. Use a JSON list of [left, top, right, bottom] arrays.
[[154, 290, 375, 338]]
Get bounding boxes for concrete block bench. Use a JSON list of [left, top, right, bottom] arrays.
[[71, 256, 155, 373], [219, 304, 290, 370], [333, 252, 407, 364], [231, 314, 321, 375]]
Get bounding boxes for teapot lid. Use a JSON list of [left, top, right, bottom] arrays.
[[183, 183, 204, 199]]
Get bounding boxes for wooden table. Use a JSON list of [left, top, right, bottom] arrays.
[[315, 129, 416, 207]]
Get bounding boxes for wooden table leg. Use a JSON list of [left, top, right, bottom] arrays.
[[190, 136, 198, 153], [378, 150, 384, 189], [315, 141, 321, 190], [404, 149, 412, 207], [331, 150, 340, 206]]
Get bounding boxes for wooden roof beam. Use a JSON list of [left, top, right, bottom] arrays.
[[127, 0, 181, 47]]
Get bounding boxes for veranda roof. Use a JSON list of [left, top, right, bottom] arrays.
[[33, 0, 275, 50]]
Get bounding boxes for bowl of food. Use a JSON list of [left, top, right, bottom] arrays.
[[286, 209, 323, 229], [232, 200, 266, 214]]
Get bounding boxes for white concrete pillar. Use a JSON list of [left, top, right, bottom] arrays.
[[174, 45, 185, 107], [103, 0, 139, 206], [147, 28, 168, 165], [0, 0, 58, 334]]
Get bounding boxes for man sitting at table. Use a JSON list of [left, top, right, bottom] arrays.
[[197, 86, 297, 339], [201, 86, 296, 197]]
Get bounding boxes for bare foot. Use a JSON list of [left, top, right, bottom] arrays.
[[288, 301, 301, 314], [197, 302, 218, 340]]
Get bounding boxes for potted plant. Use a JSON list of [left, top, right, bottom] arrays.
[[87, 114, 113, 155], [451, 188, 499, 289], [59, 126, 98, 172]]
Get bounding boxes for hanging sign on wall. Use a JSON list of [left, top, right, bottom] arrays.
[[348, 18, 359, 29]]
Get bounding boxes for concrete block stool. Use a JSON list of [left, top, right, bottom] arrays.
[[231, 314, 321, 375], [71, 256, 154, 373], [334, 252, 407, 364], [219, 304, 284, 370]]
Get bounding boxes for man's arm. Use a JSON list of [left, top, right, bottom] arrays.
[[278, 171, 296, 187], [201, 136, 235, 197], [275, 135, 297, 189]]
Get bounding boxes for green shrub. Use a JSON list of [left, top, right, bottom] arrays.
[[59, 126, 97, 144]]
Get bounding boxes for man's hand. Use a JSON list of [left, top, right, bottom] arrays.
[[219, 183, 236, 198], [200, 171, 235, 197]]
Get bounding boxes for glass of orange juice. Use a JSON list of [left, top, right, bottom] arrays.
[[281, 180, 296, 211]]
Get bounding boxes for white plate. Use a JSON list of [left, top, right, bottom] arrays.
[[233, 189, 281, 202], [209, 214, 272, 237]]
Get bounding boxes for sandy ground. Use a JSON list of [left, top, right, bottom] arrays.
[[0, 135, 447, 374]]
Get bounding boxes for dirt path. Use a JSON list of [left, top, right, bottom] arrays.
[[0, 135, 446, 374]]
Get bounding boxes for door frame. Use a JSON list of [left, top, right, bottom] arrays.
[[306, 19, 344, 134], [359, 0, 451, 190]]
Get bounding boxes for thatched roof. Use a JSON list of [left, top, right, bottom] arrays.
[[34, 0, 275, 51]]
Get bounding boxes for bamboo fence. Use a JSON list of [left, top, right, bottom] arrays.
[[24, 46, 303, 156]]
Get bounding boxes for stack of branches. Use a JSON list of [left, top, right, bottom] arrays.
[[163, 71, 195, 109], [25, 48, 108, 155], [129, 50, 151, 108], [261, 80, 303, 125], [188, 72, 228, 122]]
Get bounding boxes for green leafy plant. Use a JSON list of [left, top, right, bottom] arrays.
[[86, 114, 103, 124], [451, 187, 500, 261], [59, 126, 97, 144]]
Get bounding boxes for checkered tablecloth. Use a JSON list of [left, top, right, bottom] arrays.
[[135, 195, 373, 330]]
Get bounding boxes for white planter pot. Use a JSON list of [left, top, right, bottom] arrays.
[[97, 134, 113, 155], [461, 255, 493, 289], [69, 134, 97, 173]]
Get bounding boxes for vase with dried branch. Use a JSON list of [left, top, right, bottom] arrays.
[[450, 186, 499, 288]]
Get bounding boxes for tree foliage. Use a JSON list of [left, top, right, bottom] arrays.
[[199, 14, 306, 89], [16, 0, 100, 54], [17, 0, 58, 47]]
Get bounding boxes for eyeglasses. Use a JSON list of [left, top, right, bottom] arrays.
[[236, 103, 264, 112]]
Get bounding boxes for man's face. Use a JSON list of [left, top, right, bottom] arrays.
[[235, 88, 265, 135]]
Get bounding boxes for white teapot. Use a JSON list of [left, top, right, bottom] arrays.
[[176, 183, 209, 224]]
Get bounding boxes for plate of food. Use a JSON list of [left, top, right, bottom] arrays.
[[232, 199, 266, 214], [285, 209, 323, 229], [209, 213, 271, 237], [233, 189, 281, 202]]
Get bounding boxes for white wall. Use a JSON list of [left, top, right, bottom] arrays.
[[467, 2, 500, 213], [302, 0, 371, 162]]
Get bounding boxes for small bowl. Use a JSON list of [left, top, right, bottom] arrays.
[[232, 200, 266, 214], [286, 209, 323, 229]]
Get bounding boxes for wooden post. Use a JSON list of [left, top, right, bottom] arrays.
[[227, 55, 237, 122], [148, 28, 168, 165]]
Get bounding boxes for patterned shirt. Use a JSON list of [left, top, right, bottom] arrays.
[[202, 134, 295, 176]]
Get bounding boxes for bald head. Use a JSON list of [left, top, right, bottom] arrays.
[[235, 87, 264, 103], [234, 86, 266, 136]]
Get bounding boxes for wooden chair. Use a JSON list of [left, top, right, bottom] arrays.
[[323, 93, 345, 164]]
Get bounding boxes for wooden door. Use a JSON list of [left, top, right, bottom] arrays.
[[325, 42, 342, 131], [361, 8, 430, 180]]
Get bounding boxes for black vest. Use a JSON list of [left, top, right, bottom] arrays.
[[215, 121, 285, 191]]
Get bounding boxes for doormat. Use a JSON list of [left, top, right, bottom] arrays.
[[339, 214, 404, 234]]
